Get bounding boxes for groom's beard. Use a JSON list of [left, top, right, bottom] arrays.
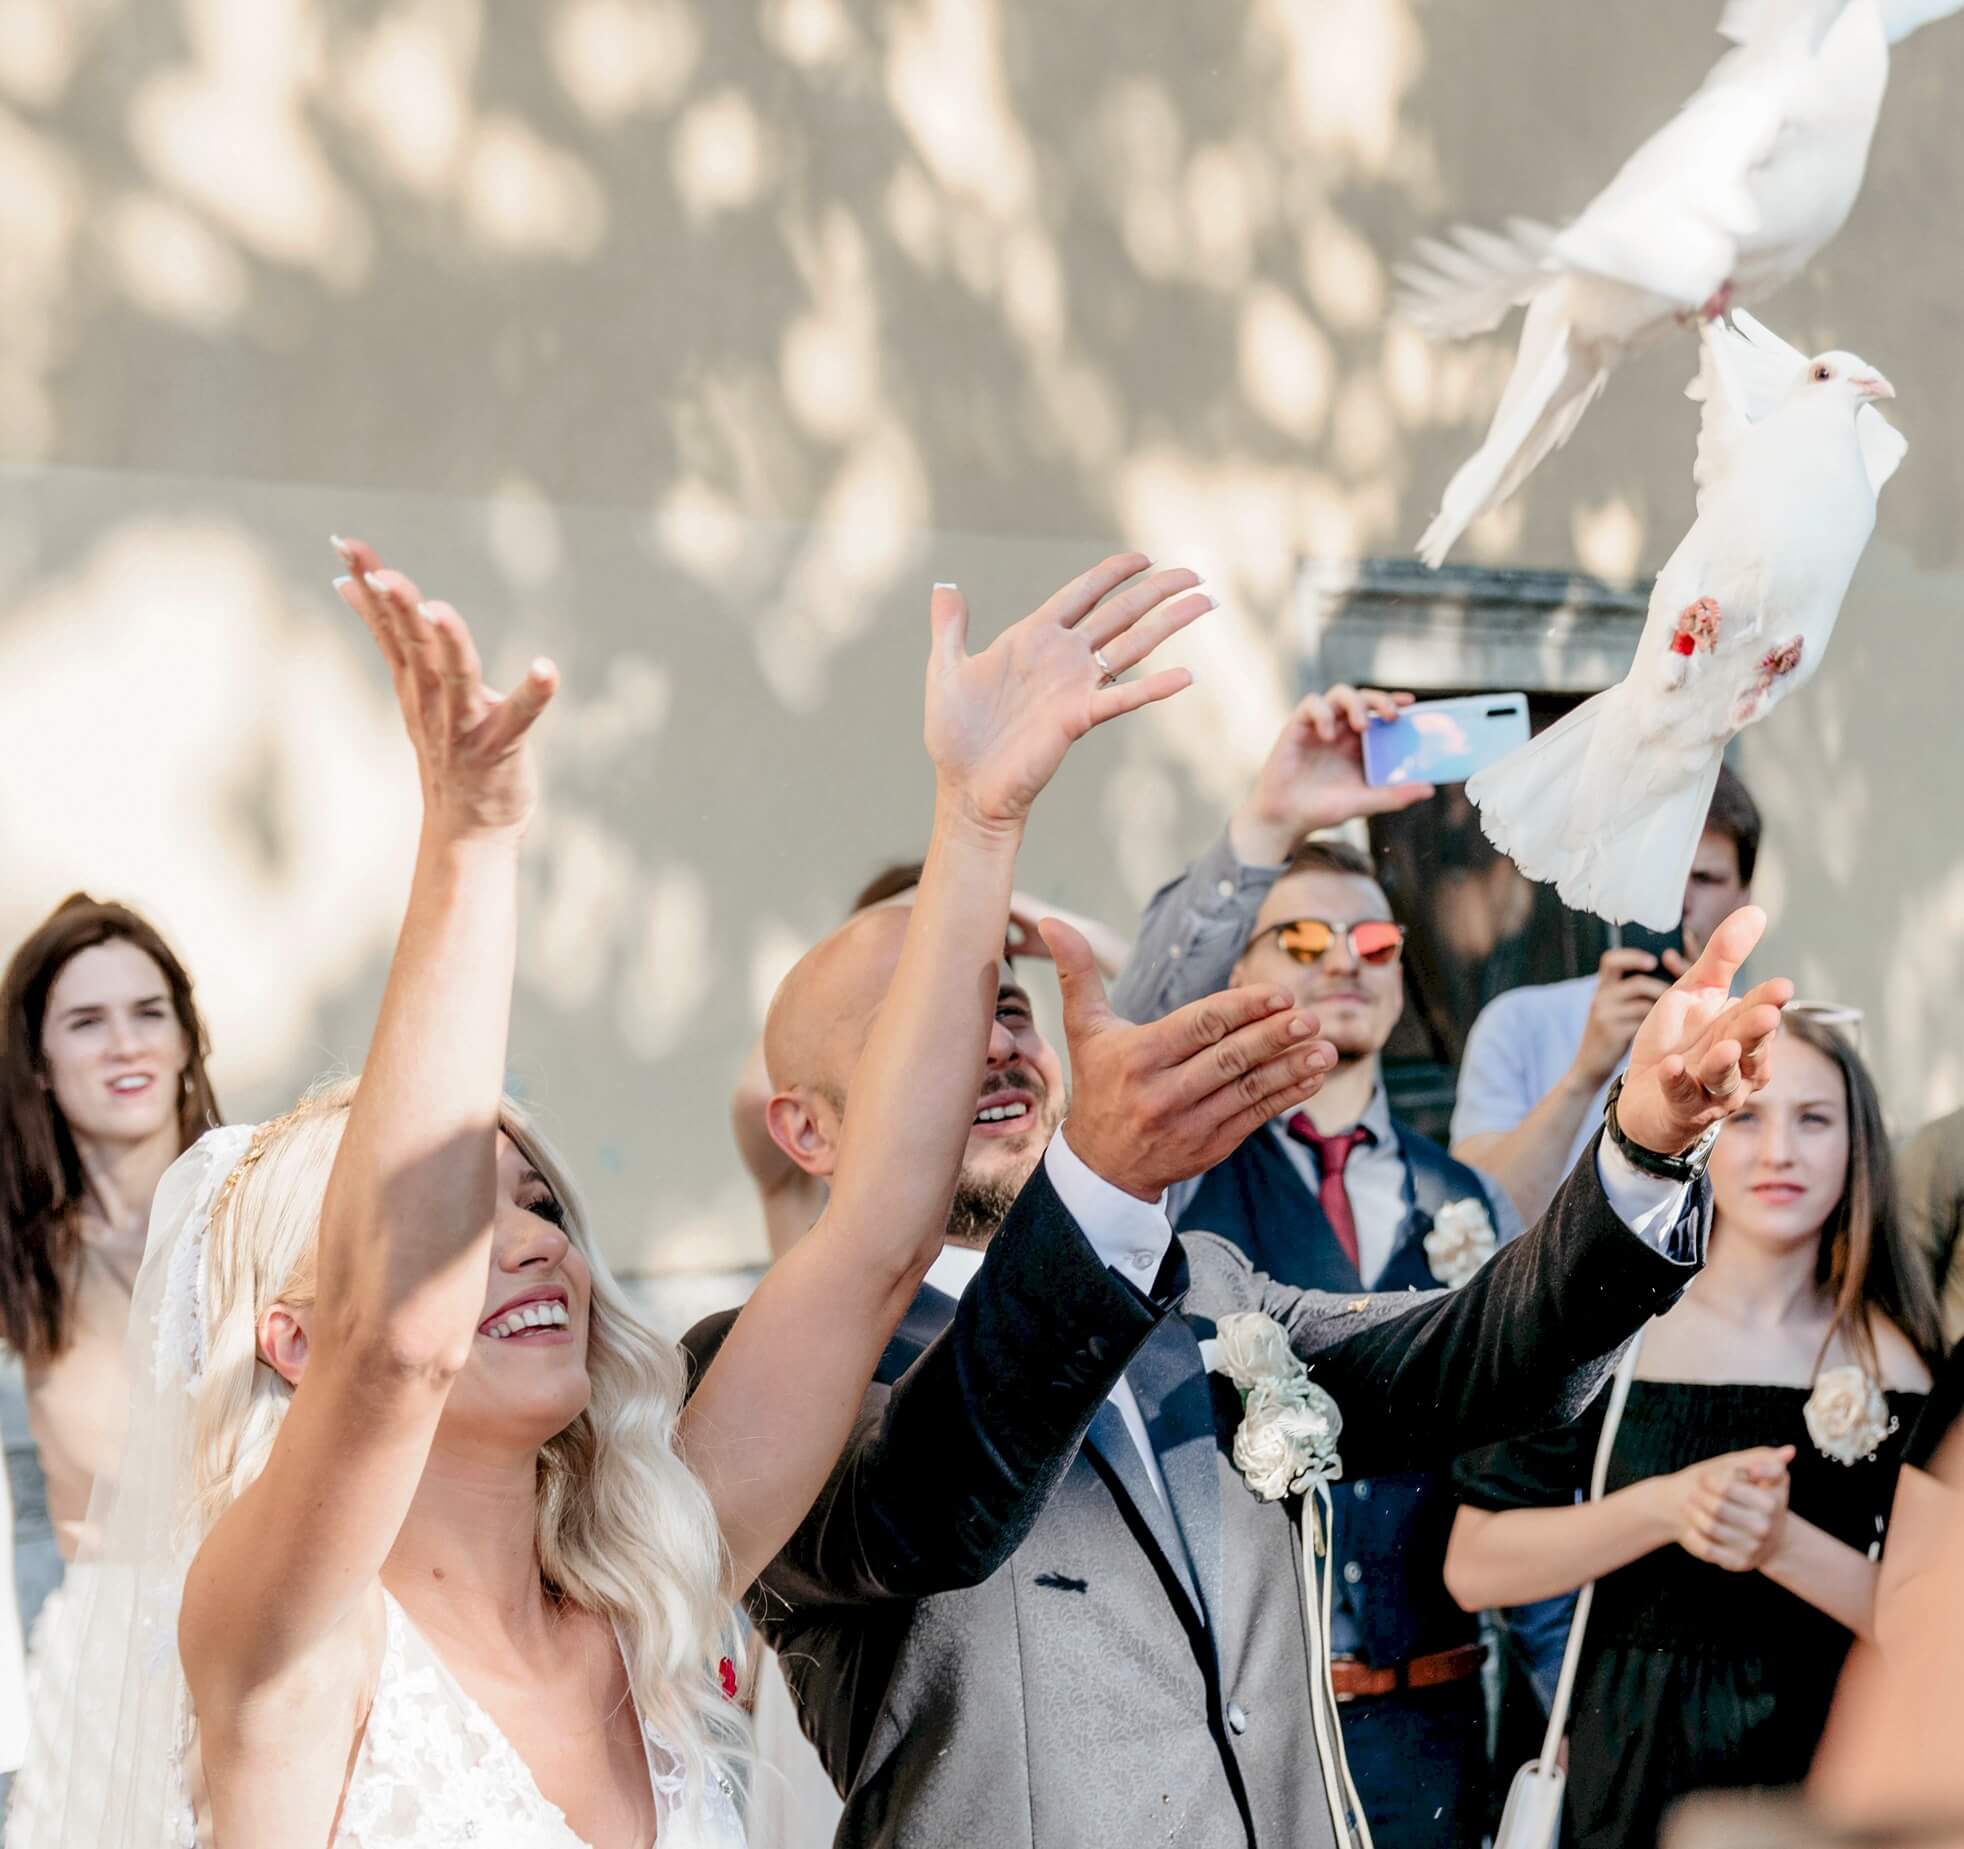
[[944, 1171, 1024, 1250]]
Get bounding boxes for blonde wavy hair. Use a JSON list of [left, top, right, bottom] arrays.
[[185, 1078, 748, 1810]]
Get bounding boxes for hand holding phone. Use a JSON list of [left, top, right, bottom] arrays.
[[1362, 693, 1529, 788]]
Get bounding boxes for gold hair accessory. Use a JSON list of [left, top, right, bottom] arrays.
[[209, 1106, 306, 1221]]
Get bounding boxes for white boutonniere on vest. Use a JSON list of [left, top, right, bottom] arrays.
[[1804, 1364, 1898, 1467], [1202, 1313, 1374, 1847], [1423, 1197, 1497, 1289]]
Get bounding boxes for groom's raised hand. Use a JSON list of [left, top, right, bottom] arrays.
[[1042, 919, 1337, 1203], [1618, 905, 1793, 1156]]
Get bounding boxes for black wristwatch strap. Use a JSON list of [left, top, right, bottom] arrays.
[[1603, 1073, 1719, 1183]]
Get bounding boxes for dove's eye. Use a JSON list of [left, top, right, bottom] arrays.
[[1813, 364, 1832, 382]]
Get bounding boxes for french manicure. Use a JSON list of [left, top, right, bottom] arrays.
[[330, 534, 355, 562], [934, 581, 958, 590], [363, 571, 389, 595], [331, 574, 352, 591]]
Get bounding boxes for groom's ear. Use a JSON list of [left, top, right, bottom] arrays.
[[257, 1303, 311, 1389]]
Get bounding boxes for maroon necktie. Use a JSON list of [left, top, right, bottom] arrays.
[[1285, 1116, 1372, 1275]]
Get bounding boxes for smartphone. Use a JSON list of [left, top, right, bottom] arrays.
[[1612, 919, 1683, 968], [1362, 693, 1529, 788]]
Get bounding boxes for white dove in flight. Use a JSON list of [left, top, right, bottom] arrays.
[[1465, 310, 1904, 929], [1400, 0, 1953, 568]]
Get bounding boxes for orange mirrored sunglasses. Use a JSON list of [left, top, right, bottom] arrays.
[[1255, 917, 1407, 967]]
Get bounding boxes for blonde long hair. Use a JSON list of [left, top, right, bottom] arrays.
[[186, 1078, 747, 1808]]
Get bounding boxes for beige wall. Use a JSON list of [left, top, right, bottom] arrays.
[[4, 0, 1961, 1275]]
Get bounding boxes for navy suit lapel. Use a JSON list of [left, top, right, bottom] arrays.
[[1124, 1317, 1225, 1648]]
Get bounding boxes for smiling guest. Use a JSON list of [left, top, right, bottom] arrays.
[[1446, 1012, 1942, 1849], [0, 896, 221, 1575], [0, 896, 220, 1811]]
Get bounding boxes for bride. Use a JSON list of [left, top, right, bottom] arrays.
[[14, 537, 1209, 1846]]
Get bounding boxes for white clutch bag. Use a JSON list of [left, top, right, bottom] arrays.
[[1494, 1757, 1566, 1849]]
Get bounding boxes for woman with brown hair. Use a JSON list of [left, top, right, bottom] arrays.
[[0, 896, 219, 1576], [1446, 1011, 1942, 1849]]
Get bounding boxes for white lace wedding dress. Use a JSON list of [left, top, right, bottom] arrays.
[[4, 1590, 748, 1849], [320, 1593, 747, 1848]]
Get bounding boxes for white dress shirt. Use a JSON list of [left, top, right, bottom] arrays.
[[923, 1130, 1688, 1519]]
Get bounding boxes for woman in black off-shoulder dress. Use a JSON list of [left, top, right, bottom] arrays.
[[1447, 1013, 1942, 1849]]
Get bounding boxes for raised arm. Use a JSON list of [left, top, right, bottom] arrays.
[[1109, 685, 1429, 1023], [1186, 907, 1793, 1479], [688, 922, 1337, 1607], [183, 539, 556, 1702], [681, 557, 1215, 1593], [1452, 948, 1674, 1224]]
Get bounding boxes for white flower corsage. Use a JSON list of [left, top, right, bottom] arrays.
[[1203, 1312, 1343, 1501], [1423, 1197, 1497, 1290], [1804, 1364, 1899, 1467]]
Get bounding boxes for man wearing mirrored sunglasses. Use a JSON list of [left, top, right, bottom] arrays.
[[1112, 699, 1520, 1849]]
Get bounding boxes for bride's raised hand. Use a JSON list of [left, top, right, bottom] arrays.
[[334, 535, 558, 841], [924, 553, 1212, 832]]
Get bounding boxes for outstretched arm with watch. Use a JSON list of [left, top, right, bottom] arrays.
[[1187, 906, 1792, 1481]]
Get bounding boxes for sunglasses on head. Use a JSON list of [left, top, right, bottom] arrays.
[[1254, 917, 1407, 967]]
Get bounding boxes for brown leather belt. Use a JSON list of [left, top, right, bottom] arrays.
[[1329, 1643, 1487, 1703]]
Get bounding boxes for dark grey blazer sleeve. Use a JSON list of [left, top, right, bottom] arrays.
[[1179, 1131, 1709, 1482], [681, 1156, 1183, 1610]]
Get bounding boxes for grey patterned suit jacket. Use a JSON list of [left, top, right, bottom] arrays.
[[682, 1139, 1707, 1849]]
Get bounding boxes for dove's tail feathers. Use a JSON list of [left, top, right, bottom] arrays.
[[1416, 296, 1610, 568], [1467, 692, 1721, 931], [1394, 218, 1559, 340]]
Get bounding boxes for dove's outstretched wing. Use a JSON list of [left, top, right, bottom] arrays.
[[1853, 396, 1910, 491], [1718, 0, 1851, 54], [1723, 0, 1964, 51], [1546, 76, 1784, 306], [1686, 318, 1763, 517], [1879, 0, 1964, 43]]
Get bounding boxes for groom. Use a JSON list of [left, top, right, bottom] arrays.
[[687, 904, 1787, 1848]]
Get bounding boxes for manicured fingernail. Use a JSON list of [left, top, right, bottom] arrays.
[[363, 571, 388, 594], [933, 581, 958, 590], [330, 534, 354, 562], [1201, 594, 1219, 610], [331, 574, 351, 591], [531, 657, 553, 679], [415, 601, 437, 621]]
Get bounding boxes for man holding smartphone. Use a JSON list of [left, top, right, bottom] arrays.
[[1449, 765, 1759, 1231]]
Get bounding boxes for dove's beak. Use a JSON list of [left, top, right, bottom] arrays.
[[1854, 373, 1896, 401]]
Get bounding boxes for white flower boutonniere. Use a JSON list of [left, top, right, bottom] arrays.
[[1423, 1197, 1497, 1290], [1804, 1364, 1899, 1466], [1203, 1312, 1343, 1501]]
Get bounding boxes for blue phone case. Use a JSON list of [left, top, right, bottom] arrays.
[[1362, 694, 1529, 788]]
